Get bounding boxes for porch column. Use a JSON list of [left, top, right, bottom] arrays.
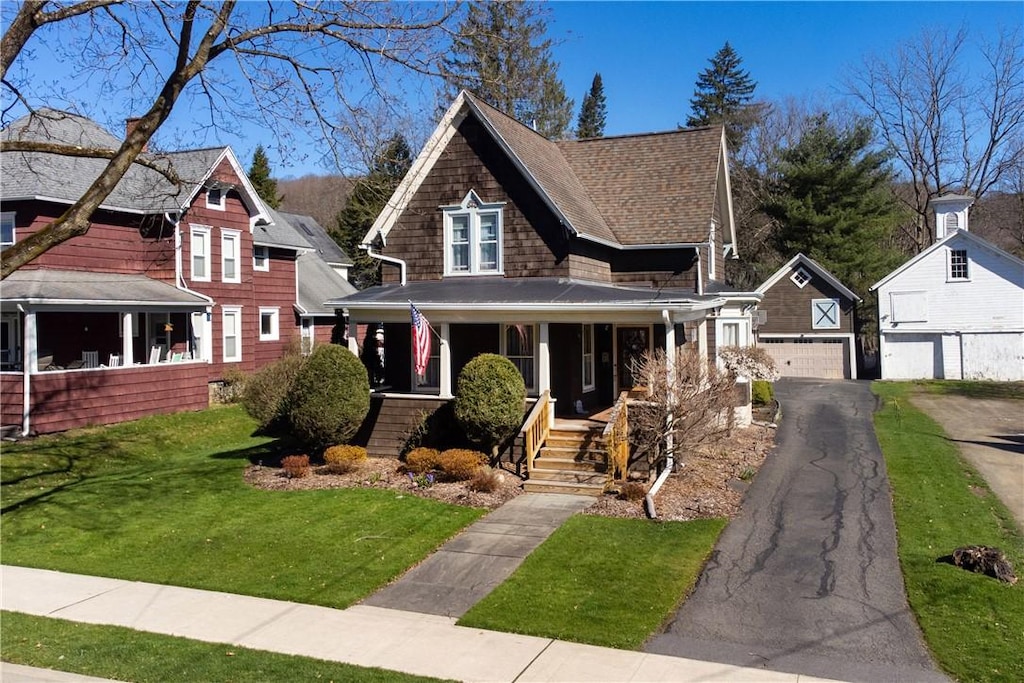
[[22, 307, 36, 436], [663, 313, 676, 386], [538, 323, 552, 422], [439, 323, 452, 398], [121, 312, 134, 365], [347, 319, 359, 356], [697, 319, 709, 360]]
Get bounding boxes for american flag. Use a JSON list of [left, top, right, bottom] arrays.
[[410, 303, 431, 378]]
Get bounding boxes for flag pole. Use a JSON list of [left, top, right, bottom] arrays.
[[409, 301, 447, 346]]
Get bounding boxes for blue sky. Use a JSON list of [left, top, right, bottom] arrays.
[[547, 1, 1023, 139]]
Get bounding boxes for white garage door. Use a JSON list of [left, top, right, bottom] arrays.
[[883, 334, 940, 379], [761, 339, 850, 379]]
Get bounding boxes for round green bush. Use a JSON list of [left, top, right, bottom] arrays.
[[286, 345, 370, 451], [752, 380, 774, 406], [242, 352, 306, 432], [454, 353, 526, 459]]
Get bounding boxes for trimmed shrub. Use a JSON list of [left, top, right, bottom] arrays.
[[242, 352, 306, 432], [454, 353, 527, 459], [468, 466, 503, 493], [437, 448, 488, 481], [752, 380, 774, 406], [618, 481, 647, 502], [404, 447, 442, 474], [322, 445, 368, 474], [281, 455, 310, 479], [286, 345, 370, 451]]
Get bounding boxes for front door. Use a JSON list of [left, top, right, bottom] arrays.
[[616, 326, 650, 392]]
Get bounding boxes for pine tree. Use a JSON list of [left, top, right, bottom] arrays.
[[248, 145, 281, 209], [443, 1, 573, 139], [333, 134, 412, 289], [686, 42, 759, 152], [576, 73, 607, 139], [763, 115, 907, 330]]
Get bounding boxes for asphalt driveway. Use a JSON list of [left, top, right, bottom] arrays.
[[645, 379, 946, 682]]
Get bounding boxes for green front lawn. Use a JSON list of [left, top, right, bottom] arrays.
[[459, 515, 725, 649], [1, 406, 482, 608], [872, 382, 1024, 683], [1, 611, 448, 683]]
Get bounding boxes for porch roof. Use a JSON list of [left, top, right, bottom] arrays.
[[1, 269, 211, 308], [328, 277, 726, 317]]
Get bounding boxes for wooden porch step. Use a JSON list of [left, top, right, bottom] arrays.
[[523, 479, 606, 497], [533, 454, 605, 472], [528, 468, 606, 485]]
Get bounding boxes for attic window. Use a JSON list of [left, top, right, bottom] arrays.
[[206, 187, 225, 210], [948, 249, 969, 281], [442, 191, 504, 276], [791, 267, 812, 288]]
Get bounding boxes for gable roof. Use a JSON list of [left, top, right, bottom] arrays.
[[758, 253, 861, 302], [870, 229, 1024, 292], [366, 91, 733, 250], [1, 109, 269, 225], [296, 251, 356, 315]]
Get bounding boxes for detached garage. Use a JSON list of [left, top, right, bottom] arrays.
[[755, 254, 861, 379]]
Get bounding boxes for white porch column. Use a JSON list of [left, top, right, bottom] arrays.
[[22, 307, 37, 436], [121, 312, 134, 365], [698, 319, 709, 360], [439, 323, 452, 398], [347, 319, 359, 356], [663, 313, 676, 386], [538, 323, 551, 394]]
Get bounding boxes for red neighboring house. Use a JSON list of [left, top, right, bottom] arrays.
[[0, 109, 354, 435]]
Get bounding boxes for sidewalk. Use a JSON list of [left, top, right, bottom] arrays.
[[2, 565, 842, 682]]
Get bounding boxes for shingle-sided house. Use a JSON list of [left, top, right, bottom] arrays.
[[870, 194, 1024, 381], [328, 92, 760, 465], [0, 109, 354, 434], [754, 253, 861, 379]]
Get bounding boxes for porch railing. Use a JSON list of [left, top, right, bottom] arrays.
[[521, 390, 551, 476], [602, 390, 631, 484]]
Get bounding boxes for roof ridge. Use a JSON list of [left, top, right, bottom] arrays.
[[564, 125, 723, 144]]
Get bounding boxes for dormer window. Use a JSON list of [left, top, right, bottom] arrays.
[[791, 266, 812, 288], [206, 187, 225, 210], [442, 190, 504, 276]]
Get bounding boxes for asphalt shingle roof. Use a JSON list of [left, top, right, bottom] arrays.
[[1, 269, 210, 306], [297, 252, 356, 315], [1, 109, 223, 213], [279, 211, 352, 265]]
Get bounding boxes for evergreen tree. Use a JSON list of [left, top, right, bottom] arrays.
[[763, 114, 907, 328], [443, 1, 573, 139], [248, 145, 281, 209], [686, 42, 759, 152], [333, 134, 412, 289], [576, 73, 607, 138]]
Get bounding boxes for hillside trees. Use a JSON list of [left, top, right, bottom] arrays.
[[442, 1, 573, 139], [248, 145, 281, 209], [849, 25, 1024, 252], [576, 73, 607, 138], [333, 134, 412, 289], [0, 0, 458, 278]]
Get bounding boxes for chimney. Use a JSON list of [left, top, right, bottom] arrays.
[[125, 117, 148, 152], [931, 194, 974, 240]]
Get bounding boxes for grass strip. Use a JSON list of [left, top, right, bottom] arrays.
[[458, 515, 725, 649], [1, 406, 482, 609], [1, 610, 448, 682], [872, 382, 1023, 683]]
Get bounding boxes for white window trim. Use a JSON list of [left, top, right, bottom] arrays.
[[253, 245, 270, 272], [790, 266, 812, 288], [582, 323, 595, 392], [947, 248, 970, 282], [259, 307, 280, 341], [221, 229, 241, 283], [500, 324, 537, 392], [190, 224, 211, 282], [442, 190, 505, 276], [206, 187, 226, 211], [811, 298, 841, 330], [222, 306, 242, 362], [1, 211, 16, 247], [708, 225, 716, 280]]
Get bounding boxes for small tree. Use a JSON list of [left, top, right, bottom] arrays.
[[287, 345, 370, 451], [453, 354, 526, 460], [628, 348, 738, 471], [248, 145, 282, 209]]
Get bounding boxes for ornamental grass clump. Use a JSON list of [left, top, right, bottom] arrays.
[[322, 445, 368, 474], [286, 345, 370, 451], [437, 448, 488, 481], [454, 354, 526, 460], [467, 466, 503, 493], [281, 454, 310, 479]]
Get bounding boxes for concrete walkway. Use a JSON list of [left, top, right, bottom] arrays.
[[1, 565, 844, 682], [363, 493, 593, 617]]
